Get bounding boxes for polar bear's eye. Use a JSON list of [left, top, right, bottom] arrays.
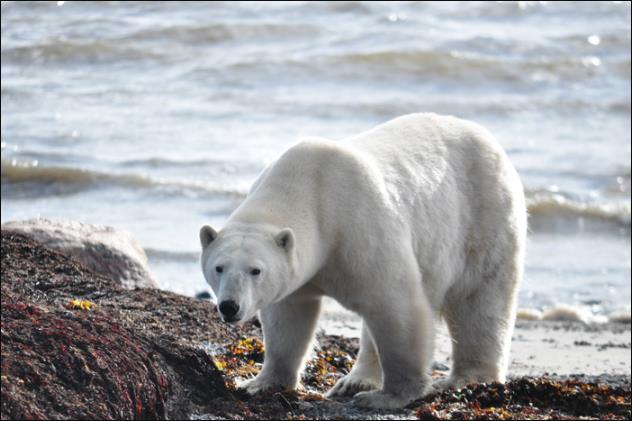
[[250, 268, 261, 276], [215, 265, 223, 273]]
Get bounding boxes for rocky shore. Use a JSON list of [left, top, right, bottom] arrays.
[[1, 228, 630, 420]]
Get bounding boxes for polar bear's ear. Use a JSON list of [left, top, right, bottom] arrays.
[[199, 225, 218, 248], [275, 228, 294, 253]]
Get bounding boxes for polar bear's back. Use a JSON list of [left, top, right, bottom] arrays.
[[344, 113, 523, 220], [342, 113, 526, 296], [346, 113, 512, 191]]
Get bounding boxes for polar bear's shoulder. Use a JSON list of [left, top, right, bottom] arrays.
[[271, 137, 371, 178], [282, 136, 357, 160]]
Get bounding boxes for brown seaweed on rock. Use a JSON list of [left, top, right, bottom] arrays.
[[415, 377, 631, 420], [1, 231, 244, 419], [1, 302, 169, 419]]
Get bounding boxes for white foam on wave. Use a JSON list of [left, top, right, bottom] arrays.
[[608, 308, 632, 324], [517, 304, 628, 324], [526, 190, 631, 227], [516, 308, 544, 321], [1, 159, 249, 198], [542, 304, 593, 323]]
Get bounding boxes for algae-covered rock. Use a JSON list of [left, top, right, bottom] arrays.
[[0, 231, 235, 419], [2, 218, 158, 289]]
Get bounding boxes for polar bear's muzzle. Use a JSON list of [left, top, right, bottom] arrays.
[[216, 274, 255, 323], [218, 299, 240, 323]]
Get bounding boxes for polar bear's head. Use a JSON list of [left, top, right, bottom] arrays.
[[199, 224, 297, 323]]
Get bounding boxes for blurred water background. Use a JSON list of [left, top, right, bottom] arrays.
[[1, 1, 630, 319]]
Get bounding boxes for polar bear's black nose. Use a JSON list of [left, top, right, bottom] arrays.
[[219, 300, 239, 319]]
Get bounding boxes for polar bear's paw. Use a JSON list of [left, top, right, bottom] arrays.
[[327, 374, 380, 398], [237, 375, 292, 395], [351, 389, 418, 409], [433, 375, 470, 392], [433, 370, 500, 393]]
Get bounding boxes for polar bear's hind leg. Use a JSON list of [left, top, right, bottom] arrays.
[[437, 255, 521, 391], [350, 243, 435, 409]]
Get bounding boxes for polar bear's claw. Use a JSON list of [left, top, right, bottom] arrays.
[[327, 374, 380, 398], [433, 371, 501, 393], [351, 390, 413, 409], [237, 377, 288, 395]]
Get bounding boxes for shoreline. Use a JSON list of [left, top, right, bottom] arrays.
[[319, 298, 631, 378]]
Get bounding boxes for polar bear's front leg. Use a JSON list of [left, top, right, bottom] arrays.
[[352, 286, 434, 409], [238, 295, 321, 395]]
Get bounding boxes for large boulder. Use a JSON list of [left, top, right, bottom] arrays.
[[1, 218, 158, 289]]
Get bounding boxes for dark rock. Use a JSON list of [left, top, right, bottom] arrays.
[[195, 290, 212, 300], [432, 361, 450, 371]]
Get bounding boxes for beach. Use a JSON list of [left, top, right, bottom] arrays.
[[320, 298, 631, 378], [2, 228, 630, 420]]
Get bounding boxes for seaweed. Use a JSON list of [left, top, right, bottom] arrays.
[[414, 377, 631, 420]]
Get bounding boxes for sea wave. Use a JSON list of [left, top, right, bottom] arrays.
[[120, 22, 322, 45], [1, 23, 321, 66], [3, 159, 630, 228], [0, 159, 248, 198], [517, 305, 631, 325], [526, 190, 631, 227], [325, 50, 629, 80], [145, 248, 200, 263], [118, 156, 235, 169], [276, 97, 631, 121], [206, 49, 631, 88], [1, 39, 167, 64]]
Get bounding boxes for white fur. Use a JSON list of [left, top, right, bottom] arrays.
[[200, 113, 526, 408]]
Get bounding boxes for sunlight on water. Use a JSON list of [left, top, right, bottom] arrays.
[[588, 35, 601, 46]]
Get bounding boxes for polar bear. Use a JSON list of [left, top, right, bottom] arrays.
[[199, 113, 526, 409]]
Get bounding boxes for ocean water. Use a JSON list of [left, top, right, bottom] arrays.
[[1, 1, 630, 318]]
